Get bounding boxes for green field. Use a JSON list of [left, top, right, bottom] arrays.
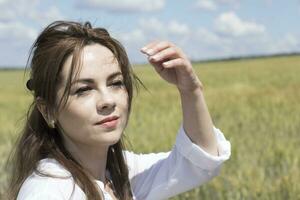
[[0, 56, 299, 199]]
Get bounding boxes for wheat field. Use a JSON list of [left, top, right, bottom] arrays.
[[0, 56, 299, 199]]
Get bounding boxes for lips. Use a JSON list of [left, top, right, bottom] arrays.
[[95, 116, 119, 125], [95, 116, 119, 129]]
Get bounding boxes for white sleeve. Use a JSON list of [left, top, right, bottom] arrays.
[[125, 125, 231, 200], [18, 194, 62, 200], [16, 174, 86, 200], [17, 179, 66, 200]]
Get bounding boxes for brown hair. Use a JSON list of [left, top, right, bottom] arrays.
[[6, 21, 142, 200]]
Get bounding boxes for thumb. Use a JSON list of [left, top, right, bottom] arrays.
[[148, 57, 164, 73]]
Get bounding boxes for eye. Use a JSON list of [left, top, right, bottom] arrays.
[[111, 80, 124, 88], [75, 86, 91, 96]]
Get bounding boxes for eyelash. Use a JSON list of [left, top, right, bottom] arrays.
[[74, 81, 124, 96], [111, 80, 124, 88], [75, 86, 91, 96]]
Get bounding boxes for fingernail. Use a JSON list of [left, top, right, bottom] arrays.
[[147, 49, 154, 55], [150, 55, 158, 61], [141, 47, 147, 52], [163, 61, 170, 67]]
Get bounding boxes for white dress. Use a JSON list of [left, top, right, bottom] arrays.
[[17, 125, 231, 200]]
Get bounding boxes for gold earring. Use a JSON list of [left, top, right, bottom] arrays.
[[48, 120, 55, 129]]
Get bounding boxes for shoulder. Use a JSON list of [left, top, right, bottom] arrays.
[[17, 158, 85, 200]]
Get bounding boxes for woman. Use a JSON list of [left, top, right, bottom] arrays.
[[6, 21, 231, 200]]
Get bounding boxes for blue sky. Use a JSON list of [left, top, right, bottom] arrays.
[[1, 0, 300, 67]]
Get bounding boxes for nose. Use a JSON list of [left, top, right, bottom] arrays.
[[96, 90, 116, 114]]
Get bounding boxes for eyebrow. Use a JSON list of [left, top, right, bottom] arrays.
[[71, 71, 123, 86]]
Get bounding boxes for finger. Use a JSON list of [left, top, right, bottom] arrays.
[[141, 41, 160, 54], [147, 57, 164, 73], [162, 58, 189, 69], [142, 41, 173, 56], [149, 46, 179, 62]]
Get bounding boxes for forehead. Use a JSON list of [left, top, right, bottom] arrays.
[[61, 44, 120, 83]]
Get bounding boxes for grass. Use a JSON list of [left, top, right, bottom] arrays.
[[0, 55, 299, 199]]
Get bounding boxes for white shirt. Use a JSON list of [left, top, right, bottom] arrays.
[[17, 125, 231, 200]]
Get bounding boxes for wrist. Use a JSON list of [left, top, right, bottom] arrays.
[[178, 83, 204, 96]]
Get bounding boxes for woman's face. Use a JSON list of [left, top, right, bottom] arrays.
[[56, 44, 129, 149]]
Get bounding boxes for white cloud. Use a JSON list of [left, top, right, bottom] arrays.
[[0, 1, 299, 66], [116, 17, 272, 62], [268, 33, 300, 53], [115, 18, 263, 62], [195, 0, 240, 11], [138, 18, 190, 38], [0, 0, 64, 25], [78, 0, 166, 12], [0, 22, 37, 42], [0, 0, 19, 22], [1, 0, 39, 18], [218, 0, 240, 8], [282, 34, 300, 49], [215, 12, 266, 37], [114, 18, 192, 62], [122, 16, 298, 62], [0, 21, 39, 66], [0, 9, 15, 22], [0, 0, 9, 5], [264, 0, 273, 5], [0, 0, 65, 51], [113, 28, 147, 64], [196, 0, 217, 11], [219, 0, 239, 3], [195, 28, 221, 45], [116, 29, 145, 44], [27, 6, 65, 26], [139, 18, 165, 34], [0, 0, 66, 66], [168, 21, 190, 36]]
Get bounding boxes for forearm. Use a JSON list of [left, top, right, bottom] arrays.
[[140, 41, 220, 156], [179, 87, 219, 156]]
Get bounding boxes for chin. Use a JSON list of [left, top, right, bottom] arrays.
[[97, 130, 123, 146]]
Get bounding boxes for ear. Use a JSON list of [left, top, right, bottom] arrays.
[[36, 97, 56, 128]]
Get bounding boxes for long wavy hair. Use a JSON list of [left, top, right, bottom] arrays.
[[6, 21, 142, 200]]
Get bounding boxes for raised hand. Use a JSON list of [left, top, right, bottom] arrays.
[[141, 41, 203, 93]]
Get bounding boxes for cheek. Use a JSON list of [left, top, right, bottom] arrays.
[[57, 99, 93, 130], [118, 91, 129, 111], [114, 91, 129, 124]]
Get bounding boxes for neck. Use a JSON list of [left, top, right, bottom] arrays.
[[64, 140, 110, 183]]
